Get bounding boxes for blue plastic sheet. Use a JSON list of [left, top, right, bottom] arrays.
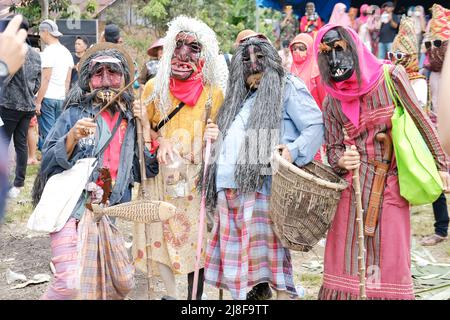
[[256, 0, 351, 22]]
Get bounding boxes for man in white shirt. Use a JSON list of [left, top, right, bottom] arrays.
[[35, 20, 74, 144]]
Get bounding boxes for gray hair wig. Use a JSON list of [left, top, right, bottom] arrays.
[[199, 37, 286, 213]]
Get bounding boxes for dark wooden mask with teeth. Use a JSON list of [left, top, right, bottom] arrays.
[[319, 29, 355, 82]]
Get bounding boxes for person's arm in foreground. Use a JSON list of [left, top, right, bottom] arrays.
[[438, 44, 450, 155]]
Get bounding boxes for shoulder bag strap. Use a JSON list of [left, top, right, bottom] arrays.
[[154, 101, 186, 132], [383, 65, 404, 110]]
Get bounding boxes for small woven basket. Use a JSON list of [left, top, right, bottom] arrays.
[[270, 151, 348, 252]]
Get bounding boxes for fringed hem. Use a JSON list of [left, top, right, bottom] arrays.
[[318, 286, 415, 300]]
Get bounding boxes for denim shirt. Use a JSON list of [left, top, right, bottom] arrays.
[[39, 104, 158, 220], [216, 74, 324, 195]]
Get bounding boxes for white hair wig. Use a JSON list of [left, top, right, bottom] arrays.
[[149, 16, 223, 115]]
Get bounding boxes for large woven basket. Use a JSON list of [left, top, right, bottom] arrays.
[[269, 151, 348, 252]]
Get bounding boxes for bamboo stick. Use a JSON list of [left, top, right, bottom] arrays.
[[93, 78, 138, 121], [352, 165, 367, 300]]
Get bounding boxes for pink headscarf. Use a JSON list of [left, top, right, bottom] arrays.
[[359, 4, 370, 24], [313, 24, 386, 129], [329, 3, 351, 28], [289, 33, 320, 91]]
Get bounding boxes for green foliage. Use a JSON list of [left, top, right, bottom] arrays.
[[141, 0, 170, 20], [10, 0, 42, 27], [9, 0, 81, 26], [49, 0, 70, 14], [134, 0, 283, 53], [86, 0, 98, 15]]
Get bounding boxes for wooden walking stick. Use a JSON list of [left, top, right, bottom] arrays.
[[191, 138, 212, 300], [350, 145, 367, 300], [135, 86, 155, 300]]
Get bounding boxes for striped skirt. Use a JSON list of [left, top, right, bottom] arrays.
[[204, 190, 297, 300], [41, 218, 78, 300]]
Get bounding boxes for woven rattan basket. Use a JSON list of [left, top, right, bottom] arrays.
[[269, 151, 348, 252]]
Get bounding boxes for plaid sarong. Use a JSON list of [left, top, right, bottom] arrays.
[[77, 210, 135, 300], [204, 190, 297, 300]]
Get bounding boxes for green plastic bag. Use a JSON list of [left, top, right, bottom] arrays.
[[384, 66, 443, 205]]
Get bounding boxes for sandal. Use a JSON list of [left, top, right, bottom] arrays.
[[420, 234, 448, 246], [246, 282, 273, 300]]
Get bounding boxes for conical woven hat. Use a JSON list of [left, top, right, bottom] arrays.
[[430, 4, 450, 41], [392, 17, 419, 73], [393, 17, 418, 54]]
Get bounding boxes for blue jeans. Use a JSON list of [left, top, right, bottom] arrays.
[[432, 193, 449, 237], [378, 42, 392, 60], [38, 98, 64, 146]]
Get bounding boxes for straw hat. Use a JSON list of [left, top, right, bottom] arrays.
[[79, 42, 135, 79], [234, 29, 269, 47], [147, 38, 165, 58]]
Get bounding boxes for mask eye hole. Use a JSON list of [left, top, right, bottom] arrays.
[[319, 42, 331, 53], [94, 67, 104, 76], [190, 42, 202, 53], [334, 40, 348, 51]]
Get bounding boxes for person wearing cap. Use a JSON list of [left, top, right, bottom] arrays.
[[0, 16, 41, 199], [378, 1, 400, 59], [139, 37, 164, 85], [70, 36, 89, 88], [101, 24, 123, 44], [35, 19, 74, 146], [0, 14, 28, 221]]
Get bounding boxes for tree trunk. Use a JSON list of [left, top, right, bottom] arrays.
[[39, 0, 49, 19]]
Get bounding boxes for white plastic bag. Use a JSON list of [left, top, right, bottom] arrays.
[[27, 158, 97, 233]]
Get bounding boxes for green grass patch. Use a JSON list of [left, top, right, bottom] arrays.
[[411, 207, 436, 237], [301, 273, 323, 287], [4, 163, 39, 224]]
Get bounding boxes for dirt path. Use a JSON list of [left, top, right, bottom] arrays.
[[1, 180, 448, 300], [0, 217, 323, 300]]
